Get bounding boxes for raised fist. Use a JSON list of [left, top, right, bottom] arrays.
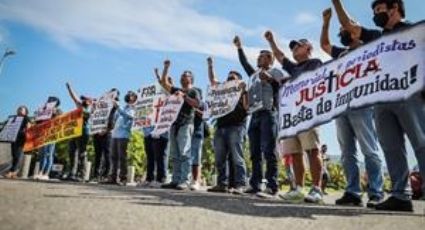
[[322, 8, 332, 22], [207, 56, 213, 66], [164, 60, 171, 67], [264, 30, 274, 42], [233, 36, 241, 48]]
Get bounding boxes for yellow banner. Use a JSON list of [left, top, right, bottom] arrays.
[[23, 108, 83, 152]]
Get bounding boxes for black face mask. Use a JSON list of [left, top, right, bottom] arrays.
[[339, 31, 353, 47], [373, 12, 389, 28]]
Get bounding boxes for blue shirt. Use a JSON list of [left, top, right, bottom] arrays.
[[112, 105, 135, 139]]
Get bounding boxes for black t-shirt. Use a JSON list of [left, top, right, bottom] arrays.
[[15, 116, 30, 147], [282, 58, 323, 79], [171, 87, 200, 126], [331, 46, 350, 59], [360, 21, 412, 43], [192, 87, 204, 131], [216, 95, 247, 128]]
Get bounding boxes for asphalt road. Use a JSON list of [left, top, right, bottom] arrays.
[[0, 179, 424, 230]]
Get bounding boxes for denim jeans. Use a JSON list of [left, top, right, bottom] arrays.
[[144, 136, 169, 182], [248, 110, 278, 192], [374, 97, 425, 200], [336, 107, 383, 198], [214, 125, 247, 187], [10, 143, 24, 173], [39, 144, 56, 175], [191, 122, 204, 166], [68, 134, 89, 178], [169, 123, 193, 185], [93, 133, 111, 178], [110, 138, 129, 181]]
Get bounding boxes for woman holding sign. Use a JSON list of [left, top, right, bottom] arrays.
[[3, 106, 31, 179]]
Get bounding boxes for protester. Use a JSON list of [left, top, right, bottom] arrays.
[[107, 90, 137, 186], [3, 106, 31, 179], [65, 83, 92, 182], [233, 35, 284, 197], [332, 0, 425, 212], [92, 88, 119, 182], [206, 57, 248, 195], [35, 96, 61, 180], [159, 60, 200, 190], [140, 69, 171, 188], [320, 7, 384, 207], [265, 31, 324, 203]]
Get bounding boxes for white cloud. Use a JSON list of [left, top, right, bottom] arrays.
[[295, 12, 318, 25], [0, 0, 260, 60]]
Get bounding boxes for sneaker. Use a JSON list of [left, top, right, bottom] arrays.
[[336, 192, 363, 207], [207, 185, 228, 193], [161, 182, 178, 189], [244, 187, 261, 194], [304, 187, 323, 204], [256, 188, 279, 199], [190, 181, 201, 191], [150, 181, 162, 189], [232, 186, 245, 195], [39, 175, 50, 181], [367, 195, 383, 208], [375, 196, 413, 212], [176, 183, 190, 191], [138, 181, 152, 188], [280, 187, 305, 201]]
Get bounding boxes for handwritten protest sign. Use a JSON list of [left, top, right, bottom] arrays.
[[24, 108, 83, 152], [34, 102, 57, 121], [0, 116, 24, 142], [89, 91, 117, 135], [133, 83, 168, 130], [150, 94, 184, 136], [278, 21, 425, 139], [204, 80, 243, 119]]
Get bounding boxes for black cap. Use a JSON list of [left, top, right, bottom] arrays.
[[289, 39, 312, 50]]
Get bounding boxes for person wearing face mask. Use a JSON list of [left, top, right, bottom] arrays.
[[332, 0, 425, 212], [320, 7, 384, 208], [205, 57, 248, 195], [233, 35, 284, 197], [3, 106, 31, 179], [107, 90, 137, 186], [65, 82, 93, 182], [265, 31, 324, 203], [159, 60, 200, 191]]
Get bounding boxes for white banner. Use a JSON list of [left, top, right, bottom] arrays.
[[34, 102, 56, 121], [0, 116, 24, 142], [278, 21, 425, 139], [204, 80, 243, 120], [133, 83, 168, 130], [151, 94, 184, 136], [89, 91, 117, 135]]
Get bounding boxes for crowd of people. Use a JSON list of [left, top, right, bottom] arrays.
[[1, 0, 424, 212]]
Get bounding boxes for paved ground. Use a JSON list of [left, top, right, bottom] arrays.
[[0, 179, 424, 230]]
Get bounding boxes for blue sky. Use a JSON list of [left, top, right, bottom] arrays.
[[0, 0, 423, 165]]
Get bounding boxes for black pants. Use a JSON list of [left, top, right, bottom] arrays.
[[68, 134, 89, 178], [110, 138, 129, 182], [10, 143, 24, 173], [144, 136, 168, 182], [93, 133, 111, 178]]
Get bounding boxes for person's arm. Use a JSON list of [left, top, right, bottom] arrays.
[[331, 0, 362, 40], [66, 82, 82, 107], [320, 8, 333, 56], [264, 31, 286, 65], [113, 101, 135, 120], [239, 81, 249, 111], [233, 36, 255, 76], [207, 57, 219, 86], [159, 60, 173, 93], [154, 68, 161, 82]]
